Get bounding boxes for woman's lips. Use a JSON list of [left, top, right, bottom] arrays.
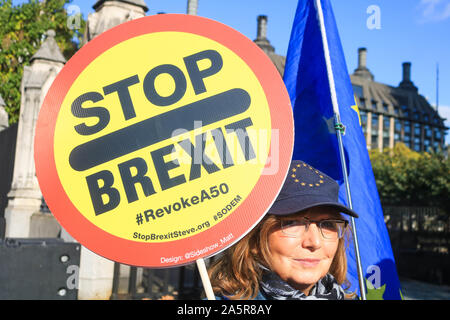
[[294, 259, 321, 267]]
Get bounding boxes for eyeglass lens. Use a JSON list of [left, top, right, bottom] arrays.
[[281, 218, 347, 240]]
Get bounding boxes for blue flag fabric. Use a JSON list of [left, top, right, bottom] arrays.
[[283, 0, 402, 299]]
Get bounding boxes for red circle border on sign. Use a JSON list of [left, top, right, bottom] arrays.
[[34, 14, 294, 267]]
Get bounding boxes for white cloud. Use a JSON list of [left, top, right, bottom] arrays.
[[417, 0, 450, 23]]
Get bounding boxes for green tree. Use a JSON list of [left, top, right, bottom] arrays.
[[412, 150, 450, 212], [0, 0, 85, 124], [369, 143, 450, 213]]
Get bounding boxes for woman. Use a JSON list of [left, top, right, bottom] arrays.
[[208, 160, 358, 300]]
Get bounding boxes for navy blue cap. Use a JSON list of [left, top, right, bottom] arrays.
[[268, 160, 358, 218]]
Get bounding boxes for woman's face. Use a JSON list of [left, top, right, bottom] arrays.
[[267, 206, 342, 295]]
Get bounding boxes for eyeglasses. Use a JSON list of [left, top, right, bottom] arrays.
[[280, 217, 348, 240]]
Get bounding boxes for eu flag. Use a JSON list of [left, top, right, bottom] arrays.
[[283, 0, 402, 299]]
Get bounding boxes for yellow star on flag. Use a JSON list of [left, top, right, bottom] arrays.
[[351, 95, 362, 127]]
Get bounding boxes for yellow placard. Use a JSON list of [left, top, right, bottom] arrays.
[[54, 32, 272, 242]]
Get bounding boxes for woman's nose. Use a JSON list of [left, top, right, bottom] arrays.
[[301, 223, 322, 250]]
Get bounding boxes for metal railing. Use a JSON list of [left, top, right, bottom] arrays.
[[384, 206, 450, 285]]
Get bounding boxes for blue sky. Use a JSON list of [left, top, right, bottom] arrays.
[[12, 0, 450, 142]]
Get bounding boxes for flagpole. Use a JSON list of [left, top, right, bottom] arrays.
[[314, 0, 367, 300]]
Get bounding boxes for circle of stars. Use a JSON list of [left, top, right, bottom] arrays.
[[290, 163, 325, 187]]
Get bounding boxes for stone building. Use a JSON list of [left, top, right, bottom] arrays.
[[255, 29, 447, 153], [351, 48, 447, 152]]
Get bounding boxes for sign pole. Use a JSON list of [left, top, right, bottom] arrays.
[[196, 258, 216, 300]]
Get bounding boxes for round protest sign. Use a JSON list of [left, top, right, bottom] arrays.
[[35, 14, 294, 267]]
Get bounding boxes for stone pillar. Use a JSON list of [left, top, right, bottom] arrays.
[[358, 48, 368, 70], [4, 30, 65, 238], [366, 112, 372, 149], [399, 62, 418, 92], [60, 227, 115, 299], [78, 248, 115, 300], [85, 0, 148, 43], [187, 0, 198, 15], [389, 116, 395, 149], [257, 15, 268, 40], [254, 15, 275, 54], [5, 88, 41, 237], [402, 62, 411, 83], [353, 48, 374, 80]]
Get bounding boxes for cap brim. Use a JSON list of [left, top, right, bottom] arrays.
[[268, 196, 359, 218]]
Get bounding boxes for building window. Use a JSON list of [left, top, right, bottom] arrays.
[[372, 101, 377, 110], [414, 123, 421, 136], [383, 104, 389, 113], [359, 98, 366, 109], [353, 85, 363, 98], [383, 117, 390, 147], [404, 121, 411, 134], [395, 119, 402, 132], [401, 105, 409, 118], [434, 141, 440, 151], [434, 128, 441, 140], [425, 125, 432, 138], [372, 113, 379, 149], [360, 110, 367, 134], [372, 114, 379, 135], [424, 114, 429, 122], [372, 136, 379, 149], [424, 139, 431, 152], [404, 134, 411, 147], [414, 137, 421, 152], [383, 117, 390, 134], [414, 112, 420, 121]]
